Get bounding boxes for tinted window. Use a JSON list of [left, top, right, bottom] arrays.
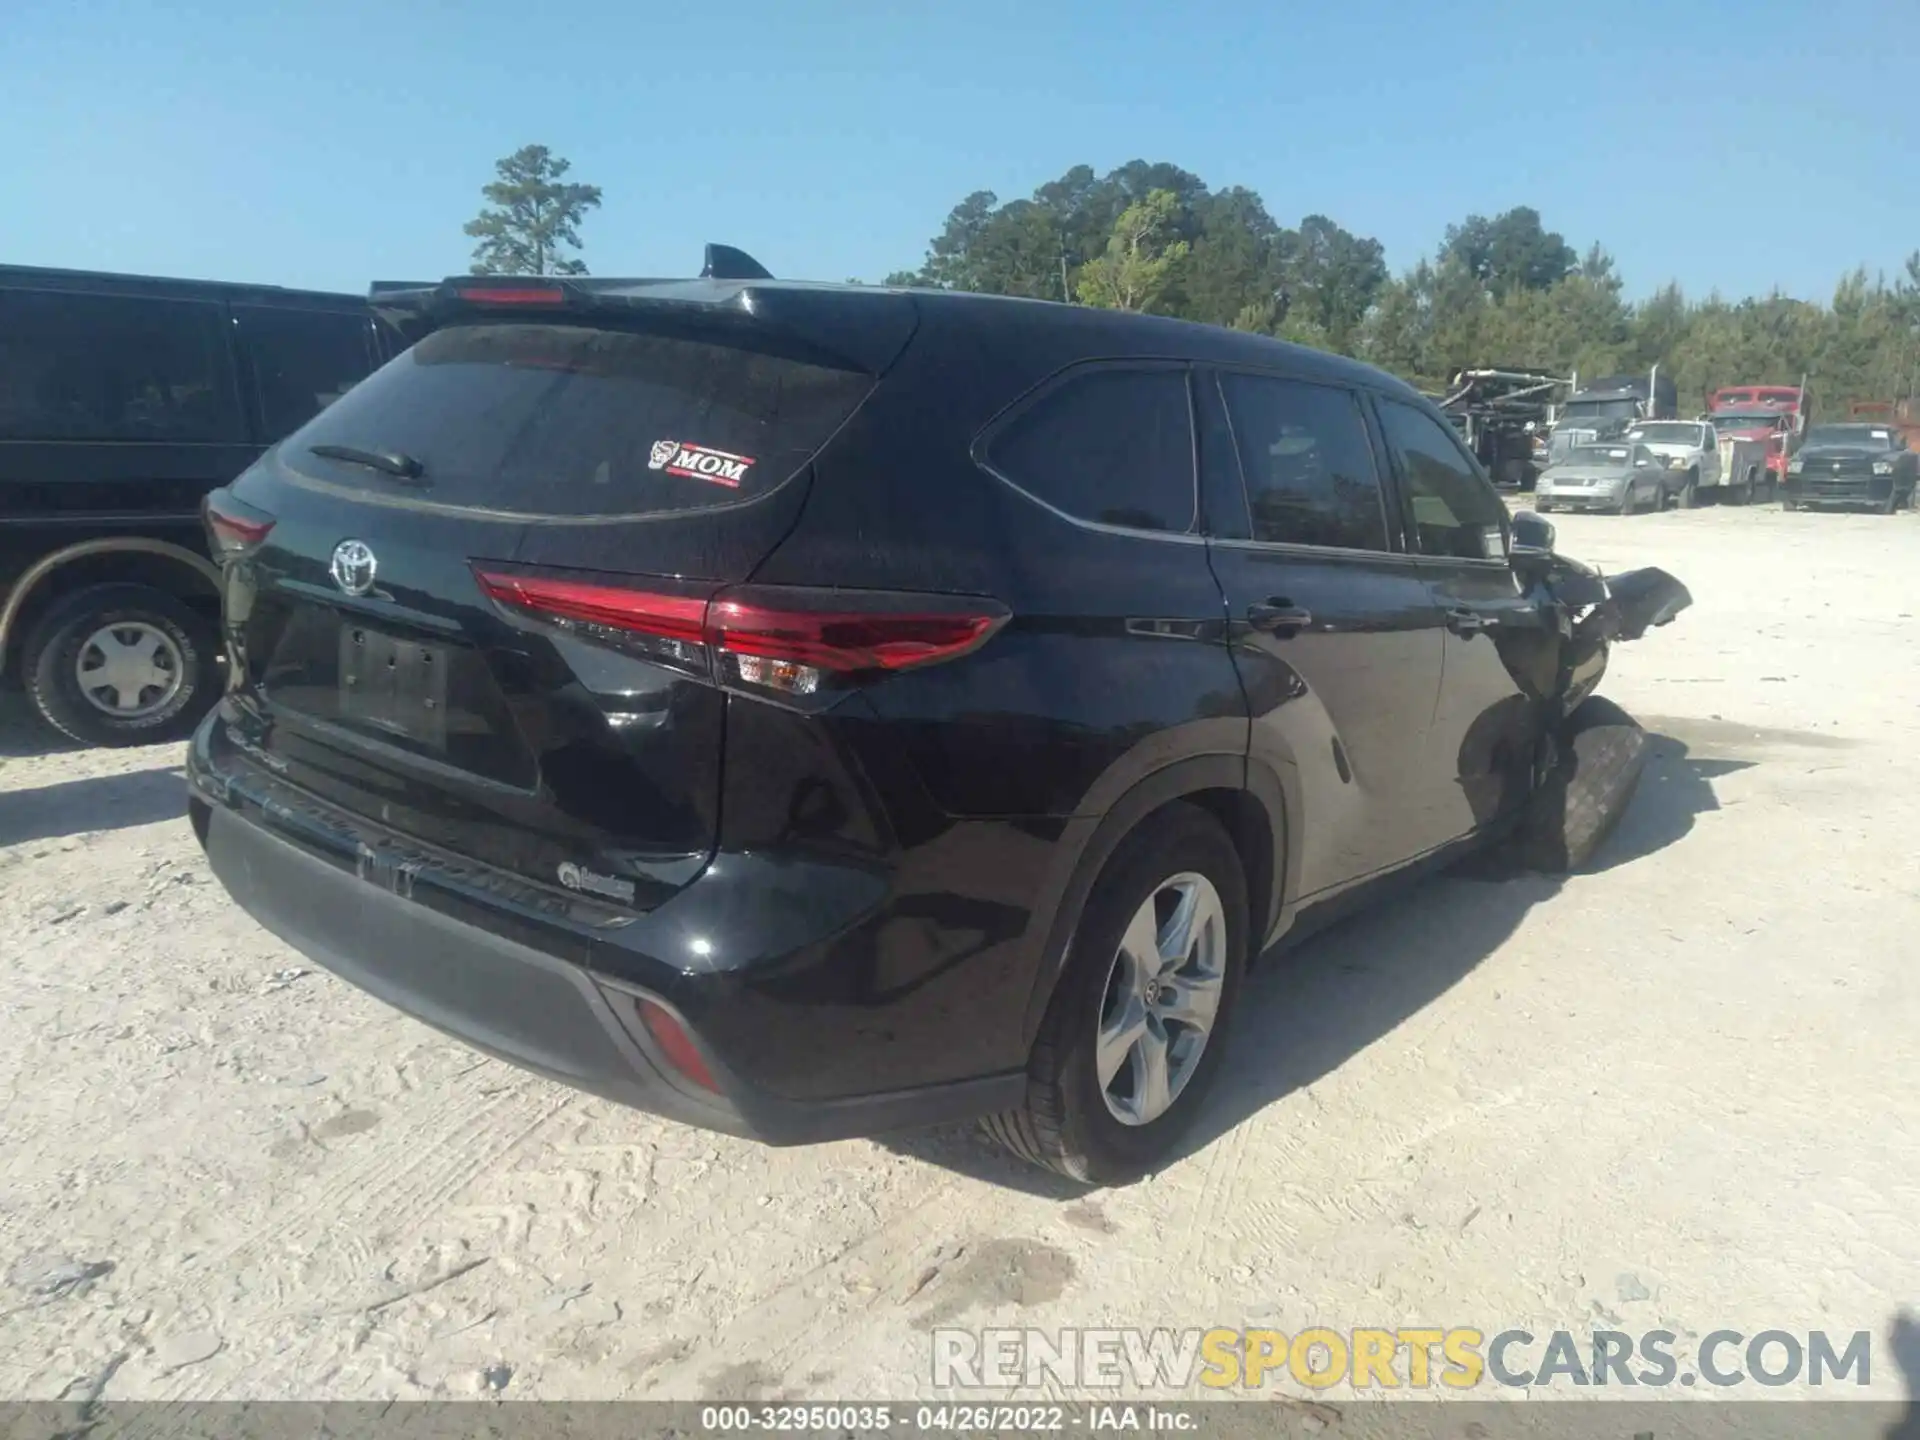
[[288, 321, 875, 517], [237, 306, 376, 440], [989, 368, 1195, 532], [0, 288, 241, 443], [1377, 398, 1509, 561], [1217, 373, 1388, 550]]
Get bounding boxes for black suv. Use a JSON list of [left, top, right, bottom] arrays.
[[0, 264, 400, 746], [188, 249, 1687, 1182]]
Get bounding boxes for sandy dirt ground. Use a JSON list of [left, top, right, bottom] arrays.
[[2, 503, 1917, 1409]]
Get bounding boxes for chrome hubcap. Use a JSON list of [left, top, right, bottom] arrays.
[[1096, 872, 1227, 1127], [74, 622, 184, 718]]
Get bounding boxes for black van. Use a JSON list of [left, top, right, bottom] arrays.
[[0, 264, 401, 745]]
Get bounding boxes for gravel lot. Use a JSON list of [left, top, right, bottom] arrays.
[[2, 503, 1917, 1407]]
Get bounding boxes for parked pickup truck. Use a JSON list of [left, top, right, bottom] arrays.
[[1618, 418, 1772, 506], [1620, 419, 1720, 506]]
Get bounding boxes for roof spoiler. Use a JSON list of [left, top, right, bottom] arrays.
[[370, 243, 772, 309], [366, 246, 916, 375]]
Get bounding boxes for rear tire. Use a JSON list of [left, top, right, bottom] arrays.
[[23, 584, 221, 748], [1513, 696, 1650, 875], [983, 803, 1249, 1185]]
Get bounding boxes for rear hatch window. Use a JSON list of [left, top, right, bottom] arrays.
[[282, 321, 876, 517]]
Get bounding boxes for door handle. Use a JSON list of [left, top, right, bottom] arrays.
[[1247, 600, 1313, 635], [1445, 608, 1488, 635]]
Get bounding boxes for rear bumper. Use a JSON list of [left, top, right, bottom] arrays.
[[187, 720, 1029, 1145]]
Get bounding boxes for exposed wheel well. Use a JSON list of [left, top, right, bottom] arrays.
[[2, 545, 220, 681]]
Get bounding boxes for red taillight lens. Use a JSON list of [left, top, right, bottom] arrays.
[[456, 285, 566, 305], [634, 998, 717, 1092], [708, 600, 1004, 673], [203, 491, 275, 557], [472, 567, 1009, 698], [473, 571, 707, 643]]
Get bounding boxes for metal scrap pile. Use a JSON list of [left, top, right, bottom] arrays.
[[1431, 367, 1574, 490]]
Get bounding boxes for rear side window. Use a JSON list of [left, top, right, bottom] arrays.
[[0, 288, 242, 443], [986, 367, 1195, 532], [286, 322, 875, 517], [1216, 372, 1389, 551], [236, 305, 377, 441], [1376, 398, 1509, 562]]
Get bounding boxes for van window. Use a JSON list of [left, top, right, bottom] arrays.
[[1215, 373, 1389, 551], [0, 288, 242, 443], [288, 321, 876, 517], [236, 306, 377, 440], [987, 367, 1196, 532]]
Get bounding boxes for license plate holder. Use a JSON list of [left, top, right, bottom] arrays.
[[338, 623, 449, 750]]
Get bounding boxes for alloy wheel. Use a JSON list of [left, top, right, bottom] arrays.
[[1095, 872, 1228, 1127]]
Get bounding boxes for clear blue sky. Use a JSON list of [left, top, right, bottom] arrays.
[[4, 0, 1915, 304]]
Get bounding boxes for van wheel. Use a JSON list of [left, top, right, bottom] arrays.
[[983, 804, 1248, 1185], [23, 584, 221, 748], [1513, 697, 1649, 874]]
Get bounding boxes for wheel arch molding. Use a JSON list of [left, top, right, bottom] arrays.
[[1017, 752, 1293, 1049]]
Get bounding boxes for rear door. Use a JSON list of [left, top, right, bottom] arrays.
[[1199, 368, 1448, 897], [219, 311, 885, 911], [1372, 394, 1552, 840]]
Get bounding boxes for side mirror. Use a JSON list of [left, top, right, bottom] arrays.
[[1510, 509, 1555, 561]]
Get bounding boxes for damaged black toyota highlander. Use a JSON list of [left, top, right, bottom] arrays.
[[187, 248, 1690, 1184]]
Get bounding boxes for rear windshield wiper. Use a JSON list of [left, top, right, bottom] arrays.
[[308, 443, 428, 484]]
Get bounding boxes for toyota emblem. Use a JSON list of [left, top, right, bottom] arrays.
[[330, 540, 378, 597]]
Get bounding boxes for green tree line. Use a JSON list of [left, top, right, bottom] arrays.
[[886, 160, 1920, 408]]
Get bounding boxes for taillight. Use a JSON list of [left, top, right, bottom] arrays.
[[473, 572, 707, 642], [203, 489, 275, 558], [473, 567, 1009, 700]]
